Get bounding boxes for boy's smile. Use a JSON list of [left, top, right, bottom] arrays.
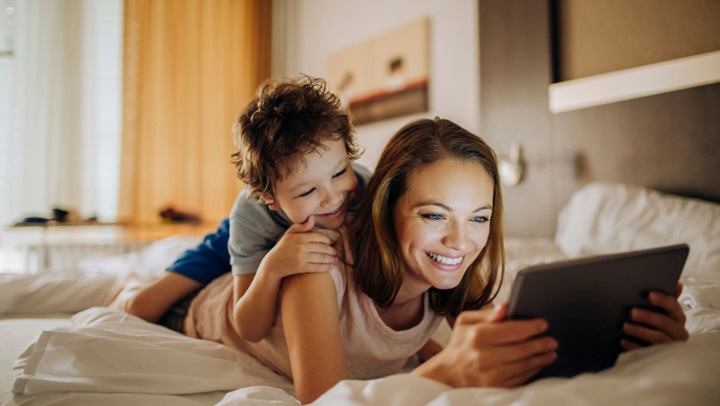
[[267, 137, 358, 230]]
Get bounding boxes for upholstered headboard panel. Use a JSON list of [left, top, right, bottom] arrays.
[[553, 82, 720, 206]]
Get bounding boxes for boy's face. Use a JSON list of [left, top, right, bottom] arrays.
[[267, 137, 358, 230]]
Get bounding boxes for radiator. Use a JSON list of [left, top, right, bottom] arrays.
[[25, 241, 149, 272]]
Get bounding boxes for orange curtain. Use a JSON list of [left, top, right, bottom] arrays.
[[119, 0, 271, 224]]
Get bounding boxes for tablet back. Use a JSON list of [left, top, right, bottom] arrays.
[[507, 243, 689, 380]]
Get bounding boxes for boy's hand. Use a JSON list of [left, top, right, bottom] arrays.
[[259, 216, 340, 280], [621, 283, 689, 351]]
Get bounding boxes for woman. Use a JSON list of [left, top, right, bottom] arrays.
[[183, 118, 688, 404]]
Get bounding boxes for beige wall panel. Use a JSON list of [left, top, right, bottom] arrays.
[[557, 0, 720, 80]]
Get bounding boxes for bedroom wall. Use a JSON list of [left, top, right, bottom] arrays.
[[555, 0, 720, 80], [276, 0, 480, 171], [481, 0, 720, 238], [280, 0, 720, 239]]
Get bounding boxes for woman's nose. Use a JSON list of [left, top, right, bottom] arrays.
[[443, 223, 470, 251]]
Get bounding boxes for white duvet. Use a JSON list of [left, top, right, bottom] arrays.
[[9, 294, 720, 406]]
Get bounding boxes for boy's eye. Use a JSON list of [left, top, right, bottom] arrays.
[[333, 168, 347, 178], [297, 188, 315, 198]]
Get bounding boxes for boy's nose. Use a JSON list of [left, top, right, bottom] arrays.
[[321, 189, 343, 208]]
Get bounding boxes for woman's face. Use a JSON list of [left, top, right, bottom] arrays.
[[392, 158, 494, 293]]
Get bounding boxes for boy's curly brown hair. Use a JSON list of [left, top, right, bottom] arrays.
[[230, 76, 362, 200]]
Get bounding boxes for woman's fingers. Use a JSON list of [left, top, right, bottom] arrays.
[[620, 338, 644, 351], [445, 312, 557, 387], [649, 291, 687, 327], [460, 318, 550, 346], [483, 337, 558, 369], [624, 291, 689, 346], [502, 352, 557, 387], [623, 319, 672, 345]]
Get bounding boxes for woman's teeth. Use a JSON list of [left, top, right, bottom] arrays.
[[426, 252, 463, 265]]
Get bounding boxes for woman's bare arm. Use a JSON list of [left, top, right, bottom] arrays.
[[281, 272, 347, 404]]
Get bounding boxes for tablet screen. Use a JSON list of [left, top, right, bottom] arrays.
[[506, 243, 689, 379]]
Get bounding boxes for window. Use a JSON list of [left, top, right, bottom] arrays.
[[0, 0, 123, 226]]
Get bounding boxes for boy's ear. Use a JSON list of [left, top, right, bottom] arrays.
[[260, 193, 280, 211]]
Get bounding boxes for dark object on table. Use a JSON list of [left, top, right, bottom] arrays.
[[15, 216, 51, 225], [159, 206, 202, 224], [52, 208, 70, 222]]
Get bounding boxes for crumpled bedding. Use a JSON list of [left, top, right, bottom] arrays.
[[8, 280, 720, 406]]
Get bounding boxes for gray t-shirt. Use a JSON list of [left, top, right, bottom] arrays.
[[228, 162, 372, 276]]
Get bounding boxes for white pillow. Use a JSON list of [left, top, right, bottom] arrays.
[[0, 272, 116, 315], [554, 182, 720, 280], [1, 235, 202, 315], [78, 234, 201, 280]]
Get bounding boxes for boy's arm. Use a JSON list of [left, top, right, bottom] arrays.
[[232, 271, 281, 342], [110, 272, 202, 322], [109, 218, 231, 321], [232, 217, 339, 342]]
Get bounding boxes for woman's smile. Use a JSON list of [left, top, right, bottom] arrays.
[[393, 158, 494, 291], [425, 251, 464, 267]]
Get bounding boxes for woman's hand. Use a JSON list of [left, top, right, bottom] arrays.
[[622, 283, 689, 351], [412, 304, 557, 388]]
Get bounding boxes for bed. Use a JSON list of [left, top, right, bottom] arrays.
[[2, 181, 719, 405]]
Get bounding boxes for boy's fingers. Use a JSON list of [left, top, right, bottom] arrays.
[[304, 263, 333, 273], [289, 215, 315, 233], [287, 215, 319, 234], [301, 215, 315, 230], [301, 242, 339, 257], [313, 227, 340, 242]]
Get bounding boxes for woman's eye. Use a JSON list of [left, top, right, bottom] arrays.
[[421, 213, 444, 220], [333, 168, 347, 178], [472, 216, 490, 223]]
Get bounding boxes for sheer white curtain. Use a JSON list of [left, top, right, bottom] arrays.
[[0, 0, 122, 226]]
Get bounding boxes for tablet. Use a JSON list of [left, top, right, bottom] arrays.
[[506, 243, 689, 380]]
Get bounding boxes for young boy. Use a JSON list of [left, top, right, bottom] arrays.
[[227, 75, 368, 341], [112, 76, 371, 341]]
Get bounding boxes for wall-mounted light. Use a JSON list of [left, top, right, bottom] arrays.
[[1, 3, 15, 58], [499, 142, 525, 186]]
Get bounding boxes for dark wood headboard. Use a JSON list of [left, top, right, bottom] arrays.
[[479, 0, 720, 238]]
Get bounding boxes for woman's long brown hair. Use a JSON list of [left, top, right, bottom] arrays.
[[349, 118, 504, 317]]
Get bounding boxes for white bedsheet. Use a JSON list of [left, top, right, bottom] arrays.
[[11, 308, 293, 399], [7, 281, 720, 406], [311, 331, 720, 405]]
